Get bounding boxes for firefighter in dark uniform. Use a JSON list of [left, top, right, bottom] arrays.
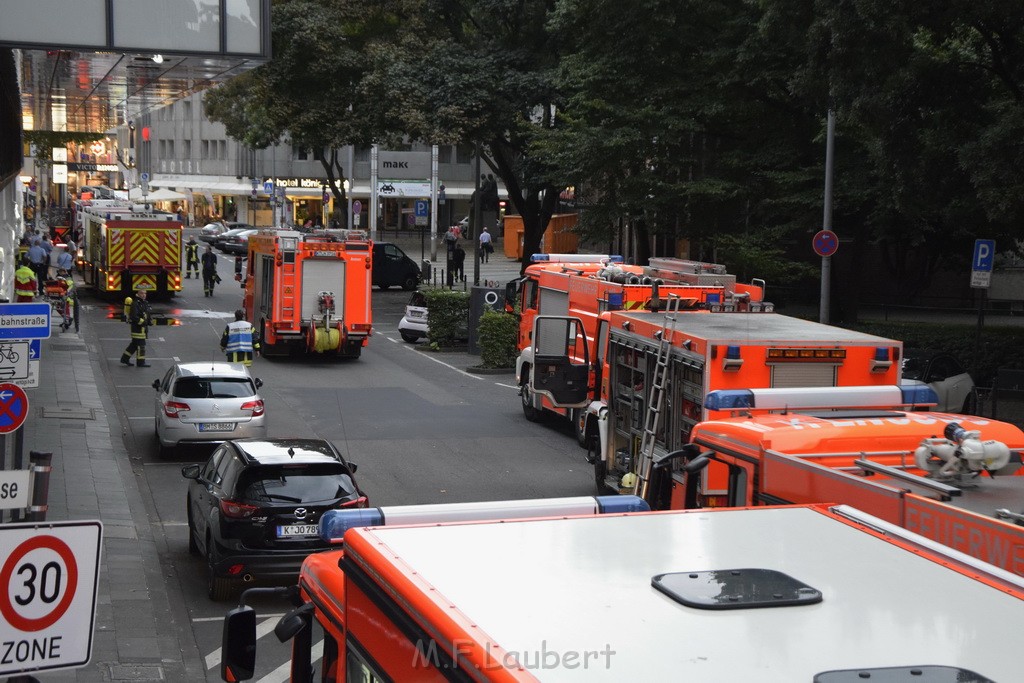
[[201, 245, 219, 297], [120, 289, 153, 367], [220, 309, 260, 366], [184, 236, 200, 279]]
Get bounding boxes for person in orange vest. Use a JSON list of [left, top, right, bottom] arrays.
[[14, 257, 37, 302]]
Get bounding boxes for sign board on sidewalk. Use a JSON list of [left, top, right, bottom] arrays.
[[0, 470, 31, 510], [12, 361, 39, 390], [0, 303, 51, 340], [971, 238, 995, 289], [0, 383, 29, 433], [0, 341, 29, 381], [414, 200, 429, 226], [0, 521, 103, 676]]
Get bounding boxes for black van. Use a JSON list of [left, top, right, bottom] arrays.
[[373, 242, 421, 290]]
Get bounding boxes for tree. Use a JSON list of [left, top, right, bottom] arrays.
[[204, 0, 407, 226]]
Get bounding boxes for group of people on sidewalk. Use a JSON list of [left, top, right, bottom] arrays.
[[443, 225, 496, 283], [15, 229, 78, 331]]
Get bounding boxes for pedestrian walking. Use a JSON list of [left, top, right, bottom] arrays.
[[14, 257, 37, 302], [56, 245, 73, 274], [184, 236, 200, 279], [201, 245, 219, 297], [452, 242, 466, 282], [120, 289, 153, 367], [479, 227, 493, 263], [220, 309, 260, 366], [26, 239, 47, 294]]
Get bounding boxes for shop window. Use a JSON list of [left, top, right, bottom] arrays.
[[293, 145, 308, 160], [168, 140, 175, 157], [183, 140, 191, 159]]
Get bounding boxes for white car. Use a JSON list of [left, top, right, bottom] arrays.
[[398, 292, 428, 343], [153, 362, 267, 457], [900, 351, 976, 413]]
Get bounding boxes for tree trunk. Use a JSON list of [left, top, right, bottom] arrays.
[[320, 149, 348, 229]]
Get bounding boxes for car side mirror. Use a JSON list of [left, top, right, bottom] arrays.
[[152, 379, 161, 390], [255, 378, 263, 389], [181, 464, 200, 480], [347, 463, 358, 474]]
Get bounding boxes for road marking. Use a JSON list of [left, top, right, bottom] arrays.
[[173, 356, 180, 361], [205, 616, 282, 670], [127, 416, 153, 420], [494, 382, 519, 390], [160, 521, 188, 527], [255, 640, 323, 683], [405, 346, 483, 380], [118, 384, 157, 388]]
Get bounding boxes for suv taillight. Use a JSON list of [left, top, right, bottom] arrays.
[[163, 401, 190, 418], [219, 499, 259, 519], [339, 496, 368, 509], [240, 400, 264, 417]]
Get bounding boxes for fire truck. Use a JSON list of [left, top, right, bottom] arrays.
[[74, 199, 183, 297], [243, 230, 372, 358], [509, 255, 769, 436], [220, 498, 1024, 681]]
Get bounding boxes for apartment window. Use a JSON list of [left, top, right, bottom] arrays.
[[168, 140, 175, 157], [159, 140, 167, 158], [438, 146, 452, 164], [354, 146, 370, 162], [183, 100, 192, 118], [202, 140, 210, 159], [456, 144, 473, 163], [293, 145, 308, 160], [183, 140, 192, 159], [219, 141, 227, 159]]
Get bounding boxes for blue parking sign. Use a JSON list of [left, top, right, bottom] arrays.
[[973, 239, 995, 272], [415, 200, 428, 218]]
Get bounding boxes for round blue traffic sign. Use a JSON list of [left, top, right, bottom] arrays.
[[0, 382, 29, 434], [813, 230, 839, 257]]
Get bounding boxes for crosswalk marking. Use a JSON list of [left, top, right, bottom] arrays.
[[255, 640, 323, 683]]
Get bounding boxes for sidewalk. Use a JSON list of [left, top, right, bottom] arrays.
[[12, 320, 204, 680]]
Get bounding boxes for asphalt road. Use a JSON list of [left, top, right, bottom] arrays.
[[81, 246, 590, 681]]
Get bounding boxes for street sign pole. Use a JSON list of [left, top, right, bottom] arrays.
[[820, 109, 835, 325], [971, 239, 995, 376]]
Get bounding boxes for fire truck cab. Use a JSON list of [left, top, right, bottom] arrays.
[[244, 230, 372, 358], [509, 255, 768, 436], [221, 500, 1024, 681]]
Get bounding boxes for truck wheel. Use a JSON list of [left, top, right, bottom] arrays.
[[401, 275, 418, 291], [521, 374, 543, 422], [573, 409, 588, 447]]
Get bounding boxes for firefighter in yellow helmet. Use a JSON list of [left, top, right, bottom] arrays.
[[120, 289, 153, 367]]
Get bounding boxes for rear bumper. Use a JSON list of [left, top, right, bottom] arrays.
[[209, 544, 329, 581], [158, 418, 267, 447]]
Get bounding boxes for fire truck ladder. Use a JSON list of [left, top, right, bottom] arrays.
[[635, 296, 681, 501]]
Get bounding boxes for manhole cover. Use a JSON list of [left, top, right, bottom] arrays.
[[41, 406, 95, 420]]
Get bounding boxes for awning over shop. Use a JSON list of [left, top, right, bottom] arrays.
[[151, 174, 254, 195]]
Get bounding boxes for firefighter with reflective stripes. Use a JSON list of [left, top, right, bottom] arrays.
[[220, 309, 259, 366], [15, 257, 37, 302], [184, 236, 199, 279], [120, 289, 153, 367]]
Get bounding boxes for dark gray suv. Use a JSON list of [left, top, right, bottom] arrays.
[[182, 438, 367, 600]]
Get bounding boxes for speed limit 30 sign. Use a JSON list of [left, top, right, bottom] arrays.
[[0, 521, 102, 676]]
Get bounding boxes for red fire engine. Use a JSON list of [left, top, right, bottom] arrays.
[[243, 230, 372, 358]]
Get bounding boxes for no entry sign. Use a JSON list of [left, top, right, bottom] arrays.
[[0, 521, 102, 676]]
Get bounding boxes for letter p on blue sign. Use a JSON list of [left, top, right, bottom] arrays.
[[973, 239, 995, 272]]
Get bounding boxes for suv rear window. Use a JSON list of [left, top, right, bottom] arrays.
[[237, 464, 357, 504], [173, 377, 255, 399]]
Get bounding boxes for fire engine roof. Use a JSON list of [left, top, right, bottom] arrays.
[[617, 310, 898, 345], [352, 506, 1023, 680]]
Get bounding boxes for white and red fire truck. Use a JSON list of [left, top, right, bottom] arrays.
[[73, 199, 183, 297], [220, 498, 1024, 681], [243, 230, 372, 358]]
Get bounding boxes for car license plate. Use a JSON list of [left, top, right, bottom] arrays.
[[277, 524, 319, 538], [198, 423, 235, 432]]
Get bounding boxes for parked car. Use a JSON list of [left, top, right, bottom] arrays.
[[219, 229, 258, 255], [901, 351, 976, 413], [181, 437, 367, 599], [201, 221, 252, 244], [153, 362, 267, 457], [398, 291, 428, 342], [373, 242, 420, 290], [213, 227, 255, 252]]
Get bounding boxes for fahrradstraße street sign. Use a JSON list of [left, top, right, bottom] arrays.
[[0, 521, 103, 676], [0, 303, 51, 340]]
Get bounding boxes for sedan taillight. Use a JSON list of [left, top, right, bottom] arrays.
[[240, 399, 264, 417], [219, 499, 259, 519], [163, 401, 190, 418]]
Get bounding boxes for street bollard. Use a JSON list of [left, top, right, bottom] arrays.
[[26, 450, 53, 522]]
